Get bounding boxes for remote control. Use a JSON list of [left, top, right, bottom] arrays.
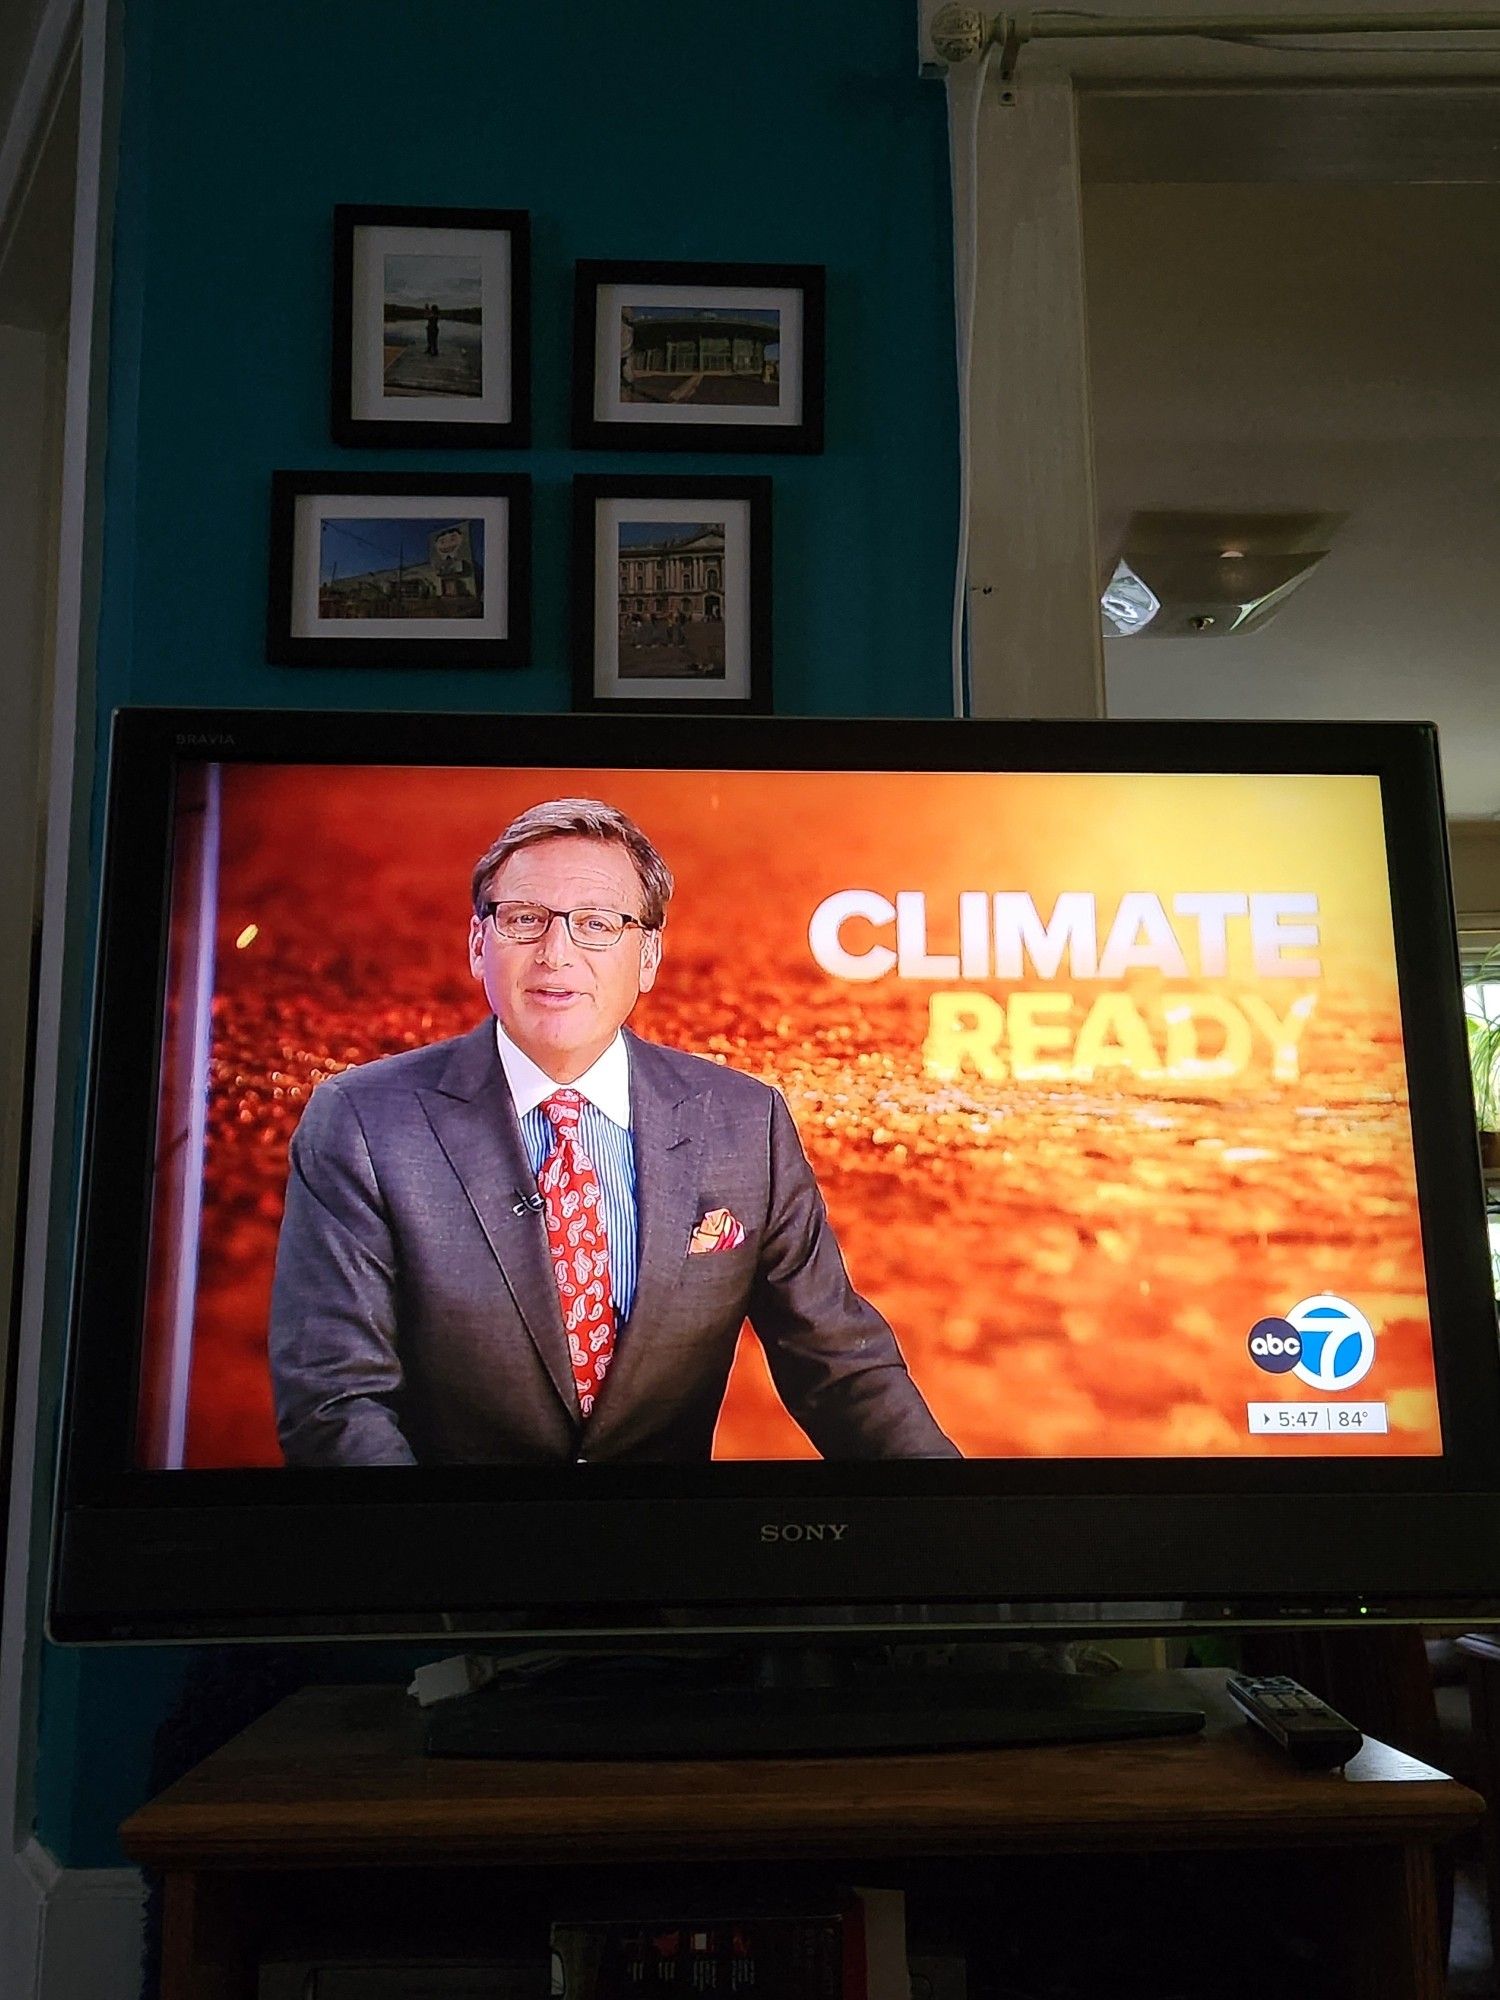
[[1226, 1673, 1364, 1767]]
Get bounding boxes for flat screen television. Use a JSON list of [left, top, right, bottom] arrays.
[[48, 707, 1500, 1645]]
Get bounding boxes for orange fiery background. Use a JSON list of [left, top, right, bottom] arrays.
[[149, 764, 1440, 1467]]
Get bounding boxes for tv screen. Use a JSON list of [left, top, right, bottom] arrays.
[[50, 709, 1500, 1639]]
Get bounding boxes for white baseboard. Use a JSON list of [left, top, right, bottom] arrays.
[[3, 1839, 145, 2000]]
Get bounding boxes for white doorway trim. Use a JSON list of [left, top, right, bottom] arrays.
[[0, 0, 117, 1991], [963, 70, 1108, 719]]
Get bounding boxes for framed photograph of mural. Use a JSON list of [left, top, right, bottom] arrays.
[[267, 471, 531, 668], [572, 475, 772, 711], [332, 205, 531, 448], [572, 261, 824, 453]]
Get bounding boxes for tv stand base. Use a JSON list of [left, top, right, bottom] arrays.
[[422, 1654, 1206, 1759]]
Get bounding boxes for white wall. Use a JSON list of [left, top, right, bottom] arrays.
[[0, 0, 61, 146], [1451, 820, 1500, 942], [1084, 181, 1500, 818]]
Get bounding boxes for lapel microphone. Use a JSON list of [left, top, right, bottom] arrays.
[[511, 1188, 545, 1217]]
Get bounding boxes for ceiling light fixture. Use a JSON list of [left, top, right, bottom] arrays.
[[1101, 511, 1337, 640]]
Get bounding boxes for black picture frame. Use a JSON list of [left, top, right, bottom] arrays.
[[572, 474, 772, 711], [267, 470, 531, 669], [572, 260, 824, 454], [331, 204, 531, 448]]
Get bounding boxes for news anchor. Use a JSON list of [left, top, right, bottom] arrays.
[[269, 798, 959, 1466]]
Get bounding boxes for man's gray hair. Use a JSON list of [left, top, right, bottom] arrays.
[[471, 798, 674, 930]]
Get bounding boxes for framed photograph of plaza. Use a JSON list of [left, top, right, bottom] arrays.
[[267, 471, 531, 668], [572, 475, 772, 711], [572, 260, 824, 453], [331, 205, 531, 448]]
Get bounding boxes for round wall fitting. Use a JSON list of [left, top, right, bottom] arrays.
[[931, 4, 990, 63]]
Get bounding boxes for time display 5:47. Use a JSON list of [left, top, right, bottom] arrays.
[[1246, 1403, 1388, 1435]]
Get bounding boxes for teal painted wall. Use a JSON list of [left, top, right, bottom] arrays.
[[101, 0, 958, 719], [36, 0, 957, 1865]]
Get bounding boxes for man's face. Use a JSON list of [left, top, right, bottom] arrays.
[[468, 834, 661, 1083]]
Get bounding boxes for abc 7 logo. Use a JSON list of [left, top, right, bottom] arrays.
[[1248, 1321, 1302, 1372], [1247, 1296, 1375, 1391]]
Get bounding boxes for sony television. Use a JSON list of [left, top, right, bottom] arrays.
[[48, 707, 1500, 1648]]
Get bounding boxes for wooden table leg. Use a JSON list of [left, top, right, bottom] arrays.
[[1463, 1640, 1500, 1949], [159, 1872, 258, 2000], [1328, 1843, 1447, 2000]]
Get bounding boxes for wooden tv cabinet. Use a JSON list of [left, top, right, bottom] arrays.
[[120, 1668, 1480, 2000]]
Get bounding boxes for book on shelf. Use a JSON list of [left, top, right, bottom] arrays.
[[550, 1888, 908, 2000], [258, 1956, 547, 1998]]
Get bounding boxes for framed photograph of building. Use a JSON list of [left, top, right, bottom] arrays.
[[572, 261, 824, 453], [572, 475, 772, 711], [267, 471, 531, 668], [332, 205, 531, 448]]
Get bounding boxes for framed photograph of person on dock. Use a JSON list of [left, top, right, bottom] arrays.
[[332, 205, 531, 448], [572, 474, 772, 712], [267, 470, 531, 668], [572, 261, 824, 454]]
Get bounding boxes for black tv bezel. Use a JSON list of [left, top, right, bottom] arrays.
[[49, 707, 1500, 1641]]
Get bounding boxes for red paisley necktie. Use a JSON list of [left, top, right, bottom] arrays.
[[538, 1089, 616, 1418]]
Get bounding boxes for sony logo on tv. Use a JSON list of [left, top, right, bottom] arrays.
[[174, 730, 236, 746], [760, 1522, 850, 1544]]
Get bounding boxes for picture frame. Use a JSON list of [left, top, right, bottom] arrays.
[[267, 471, 531, 669], [572, 475, 772, 711], [331, 204, 531, 448], [572, 260, 824, 454]]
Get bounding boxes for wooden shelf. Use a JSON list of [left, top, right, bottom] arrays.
[[121, 1669, 1482, 2000]]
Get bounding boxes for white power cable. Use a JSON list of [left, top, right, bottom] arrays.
[[945, 39, 997, 719]]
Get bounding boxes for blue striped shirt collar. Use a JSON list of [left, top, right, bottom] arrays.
[[492, 1020, 632, 1130]]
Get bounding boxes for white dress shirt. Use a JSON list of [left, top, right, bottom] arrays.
[[494, 1022, 640, 1323]]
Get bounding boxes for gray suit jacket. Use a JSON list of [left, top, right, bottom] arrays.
[[269, 1022, 958, 1466]]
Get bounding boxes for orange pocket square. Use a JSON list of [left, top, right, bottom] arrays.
[[689, 1206, 746, 1254]]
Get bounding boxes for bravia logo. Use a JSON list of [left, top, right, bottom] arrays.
[[174, 731, 236, 747], [759, 1523, 850, 1544], [1248, 1294, 1375, 1390]]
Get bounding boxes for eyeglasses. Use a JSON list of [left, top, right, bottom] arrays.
[[481, 901, 652, 950]]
